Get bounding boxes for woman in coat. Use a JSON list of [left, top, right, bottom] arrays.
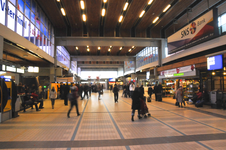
[[131, 87, 142, 121], [49, 87, 57, 109], [176, 86, 183, 107]]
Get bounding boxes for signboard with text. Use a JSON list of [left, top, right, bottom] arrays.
[[167, 9, 218, 54]]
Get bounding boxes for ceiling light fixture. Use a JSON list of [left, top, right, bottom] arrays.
[[80, 1, 85, 10], [153, 16, 159, 23], [163, 4, 171, 12], [57, 0, 60, 2], [87, 48, 90, 52], [139, 10, 145, 18], [110, 46, 112, 48], [102, 9, 106, 16], [119, 47, 123, 50], [148, 0, 153, 5], [103, 0, 107, 3], [82, 14, 86, 21], [119, 15, 123, 22], [87, 45, 89, 48], [61, 8, 66, 16], [108, 48, 111, 52], [98, 47, 101, 50], [128, 49, 131, 52], [75, 47, 78, 50], [212, 72, 215, 75], [123, 2, 129, 11], [132, 46, 135, 48]]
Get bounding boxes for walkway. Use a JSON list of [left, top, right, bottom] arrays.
[[1, 90, 226, 149]]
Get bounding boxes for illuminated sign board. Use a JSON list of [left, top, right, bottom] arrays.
[[207, 55, 223, 70]]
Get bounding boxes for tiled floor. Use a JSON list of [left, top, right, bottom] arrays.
[[1, 90, 226, 149]]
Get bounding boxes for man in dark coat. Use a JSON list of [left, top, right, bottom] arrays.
[[64, 83, 70, 105], [148, 85, 153, 98], [154, 83, 158, 101], [79, 84, 84, 100], [123, 84, 127, 98], [126, 83, 130, 98], [131, 87, 142, 121], [60, 83, 64, 99], [88, 84, 92, 97], [83, 83, 89, 99], [139, 84, 144, 96], [113, 84, 119, 103]]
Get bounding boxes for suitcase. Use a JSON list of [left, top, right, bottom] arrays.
[[147, 96, 151, 102]]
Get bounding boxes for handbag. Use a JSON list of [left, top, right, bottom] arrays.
[[100, 90, 103, 95]]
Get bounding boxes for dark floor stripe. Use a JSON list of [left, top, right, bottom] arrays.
[[1, 133, 226, 149], [150, 102, 226, 133], [162, 101, 226, 119], [120, 99, 213, 149], [195, 141, 213, 150], [67, 99, 89, 150], [102, 98, 131, 150]]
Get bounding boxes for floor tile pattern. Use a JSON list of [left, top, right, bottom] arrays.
[[0, 91, 226, 149]]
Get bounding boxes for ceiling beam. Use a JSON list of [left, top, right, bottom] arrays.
[[56, 37, 162, 47], [71, 56, 135, 61], [78, 64, 123, 68]]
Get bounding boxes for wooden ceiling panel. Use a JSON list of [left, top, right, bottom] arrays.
[[105, 0, 125, 29], [129, 47, 144, 56], [121, 0, 147, 29], [136, 30, 146, 37], [87, 0, 101, 35], [38, 0, 66, 29], [151, 0, 195, 33], [105, 29, 115, 37], [62, 0, 82, 29], [120, 30, 131, 37], [136, 0, 172, 30], [71, 28, 83, 36]]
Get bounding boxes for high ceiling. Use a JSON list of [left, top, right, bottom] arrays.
[[36, 0, 222, 56]]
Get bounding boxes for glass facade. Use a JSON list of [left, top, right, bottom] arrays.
[[57, 46, 70, 68], [219, 13, 226, 34], [0, 0, 54, 57], [136, 47, 158, 68]]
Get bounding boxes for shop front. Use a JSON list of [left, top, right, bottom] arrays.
[[159, 65, 200, 99]]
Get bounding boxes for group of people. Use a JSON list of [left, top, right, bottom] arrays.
[[17, 83, 44, 112]]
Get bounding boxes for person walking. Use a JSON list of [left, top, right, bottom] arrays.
[[139, 84, 144, 96], [176, 86, 184, 107], [148, 85, 153, 99], [97, 84, 102, 100], [67, 86, 80, 118], [154, 83, 158, 101], [131, 87, 142, 121], [129, 82, 135, 98], [88, 84, 92, 98], [122, 84, 127, 97], [79, 84, 84, 100], [49, 87, 57, 109], [126, 83, 130, 98], [113, 84, 119, 103], [64, 83, 70, 106], [83, 83, 89, 99]]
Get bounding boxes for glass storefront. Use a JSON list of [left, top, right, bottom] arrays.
[[0, 0, 54, 57], [136, 47, 158, 68]]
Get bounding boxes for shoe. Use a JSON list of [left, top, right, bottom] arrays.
[[77, 114, 80, 116], [131, 116, 134, 122], [39, 107, 44, 109], [138, 116, 142, 119], [67, 114, 70, 118], [36, 109, 41, 111], [52, 106, 54, 109]]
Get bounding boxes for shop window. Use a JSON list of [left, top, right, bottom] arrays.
[[9, 0, 16, 5], [16, 10, 23, 36], [25, 5, 30, 19], [18, 0, 24, 13], [24, 17, 30, 40], [31, 0, 36, 13], [26, 0, 31, 8]]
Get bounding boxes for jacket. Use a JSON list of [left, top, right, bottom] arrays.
[[129, 84, 135, 91], [131, 88, 142, 110], [49, 90, 57, 99], [113, 87, 119, 93]]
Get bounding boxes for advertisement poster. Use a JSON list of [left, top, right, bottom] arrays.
[[167, 9, 218, 54]]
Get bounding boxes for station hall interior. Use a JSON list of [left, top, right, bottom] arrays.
[[1, 0, 226, 149]]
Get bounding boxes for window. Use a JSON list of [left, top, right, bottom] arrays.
[[17, 10, 23, 36], [7, 2, 16, 31], [18, 0, 24, 13], [26, 0, 31, 8], [0, 0, 6, 25]]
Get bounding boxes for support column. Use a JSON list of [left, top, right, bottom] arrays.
[[0, 35, 3, 60], [54, 38, 57, 82]]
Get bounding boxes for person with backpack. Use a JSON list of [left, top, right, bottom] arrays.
[[49, 87, 57, 109], [67, 86, 80, 118], [113, 84, 119, 103]]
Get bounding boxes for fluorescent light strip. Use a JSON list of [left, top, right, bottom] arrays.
[[139, 10, 145, 18], [153, 16, 159, 23], [119, 15, 123, 22], [132, 46, 135, 48], [163, 4, 171, 12], [148, 0, 153, 5], [123, 2, 129, 11], [102, 9, 106, 16], [103, 0, 107, 3], [80, 1, 85, 10], [57, 0, 60, 2], [61, 8, 66, 16], [82, 14, 86, 21]]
